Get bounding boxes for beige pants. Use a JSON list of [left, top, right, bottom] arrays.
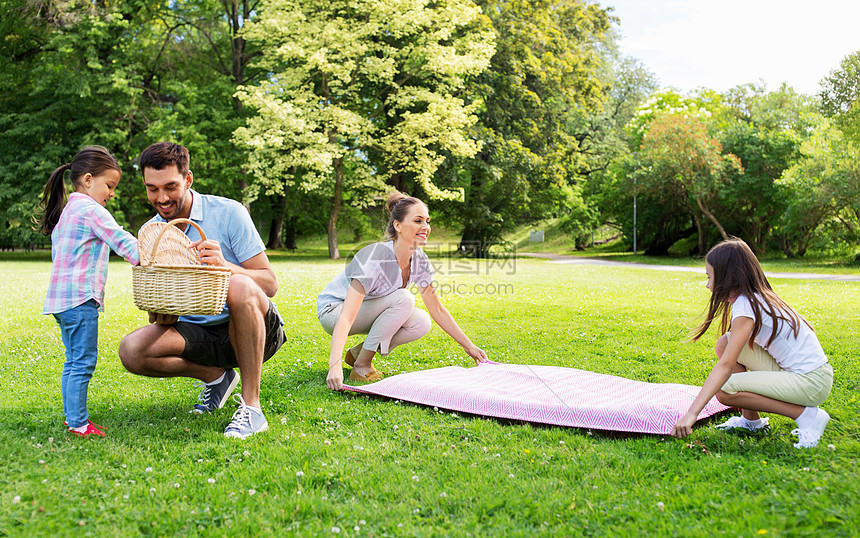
[[318, 289, 431, 355], [720, 332, 833, 407]]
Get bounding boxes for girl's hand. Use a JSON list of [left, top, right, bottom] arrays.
[[326, 366, 344, 391], [464, 344, 489, 364], [671, 412, 697, 439]]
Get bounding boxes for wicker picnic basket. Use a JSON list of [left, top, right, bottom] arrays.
[[132, 218, 231, 315]]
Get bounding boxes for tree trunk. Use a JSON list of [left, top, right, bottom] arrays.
[[696, 196, 729, 242], [693, 212, 704, 256], [284, 216, 298, 251], [327, 157, 345, 259], [267, 193, 287, 249]]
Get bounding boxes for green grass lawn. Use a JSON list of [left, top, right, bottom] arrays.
[[1, 253, 858, 536]]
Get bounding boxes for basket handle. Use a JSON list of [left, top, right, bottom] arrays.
[[145, 218, 207, 267]]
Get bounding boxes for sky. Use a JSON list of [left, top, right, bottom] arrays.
[[603, 0, 860, 96]]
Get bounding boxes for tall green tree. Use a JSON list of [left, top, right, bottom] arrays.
[[236, 0, 495, 258], [778, 121, 860, 256], [709, 84, 815, 254], [434, 0, 614, 256], [820, 50, 860, 144], [0, 0, 264, 247], [636, 112, 742, 255], [577, 55, 658, 248]]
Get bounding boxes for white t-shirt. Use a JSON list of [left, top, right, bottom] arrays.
[[317, 241, 435, 316], [731, 293, 827, 374]]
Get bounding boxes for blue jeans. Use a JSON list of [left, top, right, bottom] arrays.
[[53, 299, 100, 429]]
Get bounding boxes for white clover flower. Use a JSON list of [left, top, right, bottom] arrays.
[[174, 483, 180, 488], [208, 478, 216, 484], [412, 475, 419, 481], [331, 527, 341, 534], [657, 502, 665, 511], [248, 489, 256, 495], [440, 492, 448, 498], [12, 496, 21, 504], [296, 471, 305, 477], [145, 467, 153, 472]]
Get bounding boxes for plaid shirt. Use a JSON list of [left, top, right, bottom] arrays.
[[43, 193, 139, 314]]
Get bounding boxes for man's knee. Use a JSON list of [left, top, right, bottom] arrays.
[[118, 333, 144, 374], [226, 274, 267, 312]]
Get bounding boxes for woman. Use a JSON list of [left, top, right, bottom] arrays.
[[318, 192, 489, 390]]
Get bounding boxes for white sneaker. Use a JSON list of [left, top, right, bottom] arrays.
[[715, 415, 769, 432], [792, 409, 830, 449], [224, 394, 269, 439]]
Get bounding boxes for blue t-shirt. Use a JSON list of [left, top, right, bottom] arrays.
[[144, 189, 267, 325]]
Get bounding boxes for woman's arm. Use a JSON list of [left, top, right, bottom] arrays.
[[326, 281, 366, 390], [671, 316, 754, 438], [419, 284, 489, 364]]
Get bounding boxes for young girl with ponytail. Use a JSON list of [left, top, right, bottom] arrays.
[[38, 146, 139, 437]]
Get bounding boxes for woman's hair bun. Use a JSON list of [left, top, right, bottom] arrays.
[[385, 191, 408, 214]]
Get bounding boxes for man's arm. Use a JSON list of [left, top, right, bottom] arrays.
[[192, 239, 278, 297]]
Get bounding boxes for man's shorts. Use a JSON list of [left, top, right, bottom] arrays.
[[174, 301, 286, 369], [720, 331, 833, 407]]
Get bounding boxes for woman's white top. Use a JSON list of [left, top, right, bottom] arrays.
[[731, 293, 827, 374], [317, 241, 435, 316]]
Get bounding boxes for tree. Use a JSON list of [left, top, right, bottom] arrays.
[[578, 55, 658, 247], [636, 113, 742, 255], [0, 0, 265, 247], [778, 121, 860, 256], [819, 50, 860, 144], [433, 0, 614, 256], [706, 84, 814, 254], [236, 0, 495, 258]]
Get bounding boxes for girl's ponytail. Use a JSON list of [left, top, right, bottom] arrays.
[[37, 163, 72, 235], [35, 146, 121, 235]]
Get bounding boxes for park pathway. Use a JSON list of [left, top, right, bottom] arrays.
[[518, 253, 860, 282]]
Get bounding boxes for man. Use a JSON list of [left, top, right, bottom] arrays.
[[119, 142, 285, 439]]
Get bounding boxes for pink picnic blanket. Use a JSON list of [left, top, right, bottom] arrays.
[[343, 362, 729, 434]]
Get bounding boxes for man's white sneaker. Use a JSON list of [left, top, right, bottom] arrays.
[[224, 394, 269, 439], [714, 415, 769, 432], [792, 409, 830, 449]]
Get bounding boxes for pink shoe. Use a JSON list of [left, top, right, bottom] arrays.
[[68, 420, 106, 437]]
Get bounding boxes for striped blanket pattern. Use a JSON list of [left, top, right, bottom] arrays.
[[343, 362, 729, 434]]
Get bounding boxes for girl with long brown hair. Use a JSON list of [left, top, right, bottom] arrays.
[[671, 238, 833, 448]]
